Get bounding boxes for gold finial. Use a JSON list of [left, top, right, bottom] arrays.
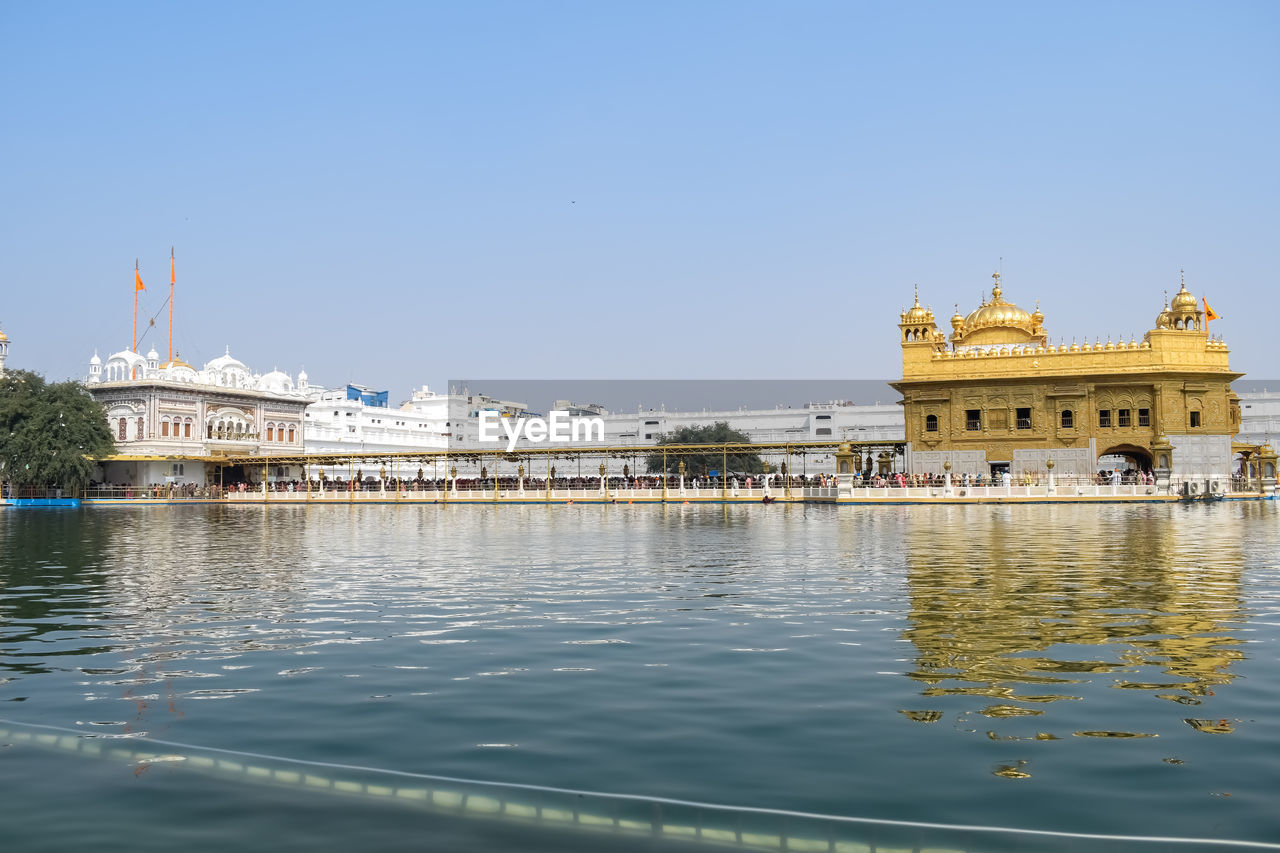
[[991, 271, 1002, 301], [1180, 268, 1185, 287], [913, 283, 919, 306]]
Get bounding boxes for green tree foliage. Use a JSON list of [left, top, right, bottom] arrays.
[[645, 421, 764, 477], [0, 370, 115, 492]]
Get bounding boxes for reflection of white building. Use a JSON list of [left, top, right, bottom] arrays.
[[84, 345, 319, 485]]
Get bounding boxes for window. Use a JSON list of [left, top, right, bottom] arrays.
[[1138, 408, 1150, 427], [1016, 407, 1031, 430], [1117, 409, 1131, 427], [1061, 410, 1074, 429], [645, 420, 659, 426], [1099, 409, 1112, 428], [118, 418, 127, 441], [288, 427, 295, 443], [644, 433, 652, 439], [925, 414, 938, 432], [137, 417, 144, 438], [816, 427, 832, 436], [966, 409, 981, 431], [267, 426, 274, 442], [816, 414, 831, 420], [161, 420, 170, 437], [1190, 410, 1201, 428]]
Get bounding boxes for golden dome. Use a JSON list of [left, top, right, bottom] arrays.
[[160, 358, 195, 370], [961, 274, 1034, 333], [950, 304, 964, 330], [900, 287, 934, 325], [0, 328, 7, 342], [1170, 277, 1197, 312]]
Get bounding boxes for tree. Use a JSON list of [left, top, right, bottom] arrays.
[[0, 369, 115, 494], [645, 421, 764, 477]]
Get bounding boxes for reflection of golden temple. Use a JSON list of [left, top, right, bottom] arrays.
[[893, 272, 1250, 487], [896, 508, 1244, 726]]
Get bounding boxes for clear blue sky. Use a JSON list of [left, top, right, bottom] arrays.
[[2, 1, 1277, 397]]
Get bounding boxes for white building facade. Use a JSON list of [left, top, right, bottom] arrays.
[[85, 346, 318, 486]]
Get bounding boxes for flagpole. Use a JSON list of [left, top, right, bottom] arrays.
[[133, 259, 139, 354], [169, 247, 175, 362]]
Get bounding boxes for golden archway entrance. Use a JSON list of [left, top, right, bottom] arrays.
[[1098, 443, 1153, 472]]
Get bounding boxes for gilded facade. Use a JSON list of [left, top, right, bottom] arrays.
[[891, 274, 1242, 487]]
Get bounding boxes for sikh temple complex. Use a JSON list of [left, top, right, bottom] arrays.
[[2, 261, 1277, 499], [892, 272, 1265, 492]]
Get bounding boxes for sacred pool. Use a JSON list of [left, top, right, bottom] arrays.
[[1, 503, 1277, 852]]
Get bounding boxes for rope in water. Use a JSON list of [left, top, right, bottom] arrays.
[[3, 719, 1276, 852]]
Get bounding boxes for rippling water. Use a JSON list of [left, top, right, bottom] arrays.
[[2, 503, 1279, 851]]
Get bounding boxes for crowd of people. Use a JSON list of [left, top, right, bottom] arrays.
[[79, 465, 1163, 499]]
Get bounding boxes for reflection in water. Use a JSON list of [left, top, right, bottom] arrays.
[[900, 506, 1247, 737], [3, 503, 1280, 850]]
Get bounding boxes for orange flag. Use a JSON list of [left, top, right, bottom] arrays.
[[170, 252, 175, 284], [1203, 297, 1220, 322], [135, 269, 146, 292]]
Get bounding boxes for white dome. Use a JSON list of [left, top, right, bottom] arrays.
[[298, 368, 308, 381], [146, 347, 159, 361], [107, 349, 147, 367], [205, 346, 248, 372], [260, 369, 293, 394], [89, 351, 102, 366]]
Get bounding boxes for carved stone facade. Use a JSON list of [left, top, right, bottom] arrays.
[[891, 273, 1241, 486], [88, 381, 309, 486]]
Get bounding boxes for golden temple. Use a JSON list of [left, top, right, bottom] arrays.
[[891, 272, 1254, 488]]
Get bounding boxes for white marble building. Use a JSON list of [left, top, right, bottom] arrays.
[[85, 346, 319, 486], [1237, 391, 1280, 446], [305, 385, 451, 454]]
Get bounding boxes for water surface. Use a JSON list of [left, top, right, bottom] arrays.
[[2, 503, 1278, 851]]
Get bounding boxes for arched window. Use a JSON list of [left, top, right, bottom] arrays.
[[118, 418, 127, 441], [161, 419, 170, 437], [1061, 410, 1074, 429], [136, 417, 144, 439], [925, 414, 938, 432], [266, 425, 275, 442], [287, 427, 295, 443], [184, 419, 192, 438]]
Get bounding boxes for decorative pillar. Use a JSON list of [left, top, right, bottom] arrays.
[[1151, 434, 1174, 494], [598, 463, 607, 496], [834, 442, 855, 498], [1258, 443, 1278, 496], [943, 459, 954, 497], [1046, 458, 1056, 496]]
